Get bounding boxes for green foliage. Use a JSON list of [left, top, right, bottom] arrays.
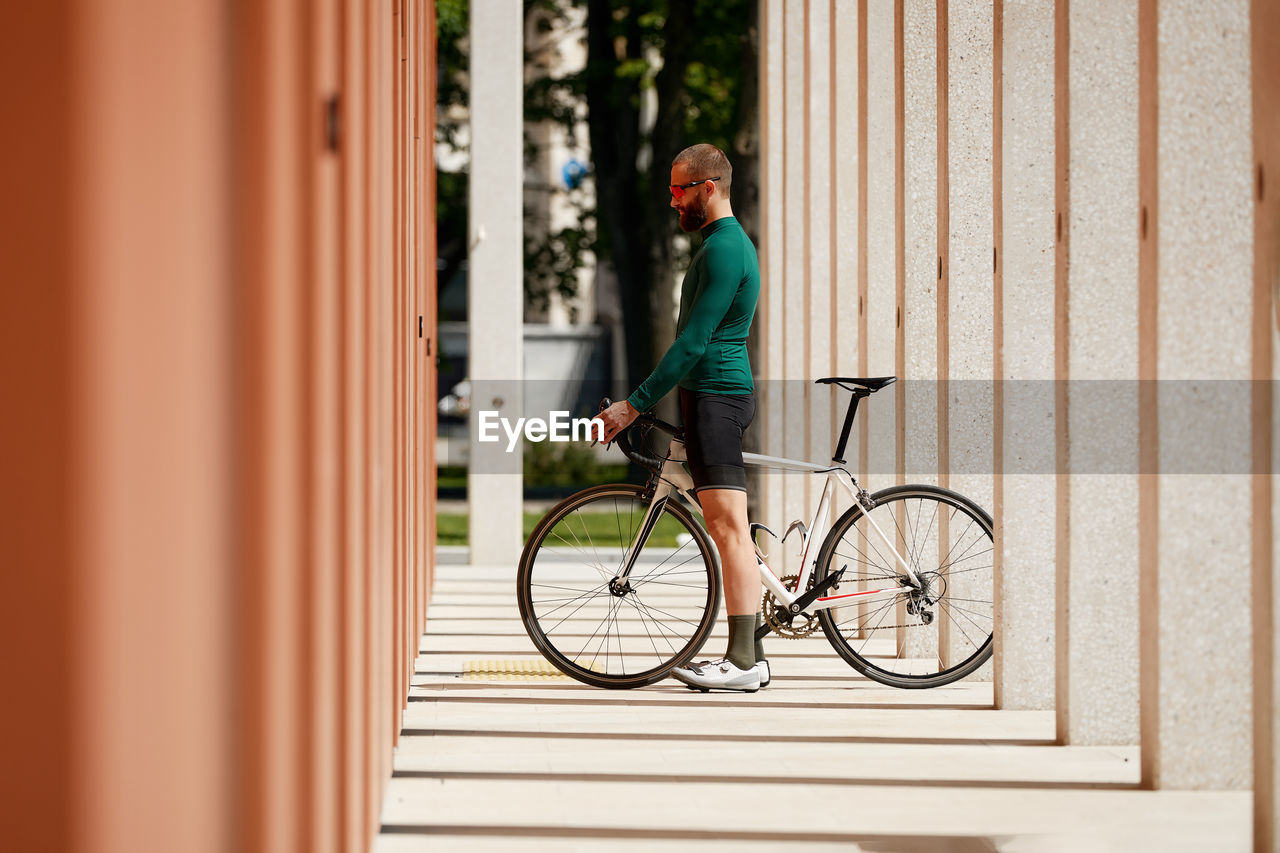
[[523, 440, 628, 488], [524, 220, 596, 321], [434, 0, 756, 338], [435, 0, 469, 153], [436, 465, 468, 491], [435, 509, 681, 546]]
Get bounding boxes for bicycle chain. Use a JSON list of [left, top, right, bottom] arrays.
[[762, 574, 939, 636]]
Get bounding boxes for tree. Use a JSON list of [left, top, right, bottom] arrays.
[[434, 0, 760, 408], [580, 0, 758, 419]]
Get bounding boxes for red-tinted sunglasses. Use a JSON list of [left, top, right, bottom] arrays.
[[669, 176, 721, 199]]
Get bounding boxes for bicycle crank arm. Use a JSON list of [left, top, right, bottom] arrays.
[[754, 568, 845, 641]]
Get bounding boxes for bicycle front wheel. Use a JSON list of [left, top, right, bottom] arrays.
[[516, 484, 720, 689], [814, 484, 994, 689]]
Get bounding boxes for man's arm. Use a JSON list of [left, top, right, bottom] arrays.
[[626, 247, 742, 412]]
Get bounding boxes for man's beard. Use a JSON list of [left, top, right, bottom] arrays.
[[677, 197, 708, 232]]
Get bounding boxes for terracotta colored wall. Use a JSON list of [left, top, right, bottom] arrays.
[[0, 2, 437, 852]]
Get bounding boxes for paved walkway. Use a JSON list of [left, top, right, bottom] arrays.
[[376, 562, 1250, 852]]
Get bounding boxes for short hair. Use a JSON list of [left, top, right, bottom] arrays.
[[673, 143, 732, 199]]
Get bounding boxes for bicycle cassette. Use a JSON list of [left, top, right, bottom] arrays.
[[761, 575, 820, 639]]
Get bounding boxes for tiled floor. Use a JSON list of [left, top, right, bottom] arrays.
[[376, 563, 1250, 852]]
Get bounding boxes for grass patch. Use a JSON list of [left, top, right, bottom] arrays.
[[436, 510, 685, 548], [437, 465, 468, 491]]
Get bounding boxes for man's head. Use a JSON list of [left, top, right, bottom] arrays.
[[669, 144, 733, 232]]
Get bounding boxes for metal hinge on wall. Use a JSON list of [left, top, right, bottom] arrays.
[[324, 95, 340, 152]]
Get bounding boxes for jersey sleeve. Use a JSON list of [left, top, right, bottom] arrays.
[[627, 241, 743, 412]]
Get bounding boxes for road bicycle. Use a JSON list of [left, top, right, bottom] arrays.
[[516, 377, 994, 690]]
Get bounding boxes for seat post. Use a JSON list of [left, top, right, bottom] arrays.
[[831, 390, 864, 465]]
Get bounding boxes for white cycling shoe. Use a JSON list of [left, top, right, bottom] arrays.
[[672, 658, 762, 693]]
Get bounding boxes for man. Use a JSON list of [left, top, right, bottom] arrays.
[[597, 143, 766, 692]]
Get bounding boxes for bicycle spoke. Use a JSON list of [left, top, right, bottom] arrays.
[[941, 562, 995, 577], [540, 580, 614, 632], [575, 592, 622, 669], [936, 513, 979, 575], [937, 598, 987, 647], [544, 526, 612, 581], [533, 578, 612, 616], [621, 594, 671, 667], [834, 542, 895, 577], [938, 544, 994, 575], [916, 498, 941, 573], [630, 550, 705, 590], [624, 595, 683, 655]]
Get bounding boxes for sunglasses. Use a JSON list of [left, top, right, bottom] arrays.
[[669, 176, 721, 199]]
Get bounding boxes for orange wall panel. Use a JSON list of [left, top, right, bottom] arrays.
[[0, 2, 435, 851]]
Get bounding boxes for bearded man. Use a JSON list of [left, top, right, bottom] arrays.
[[597, 143, 766, 692]]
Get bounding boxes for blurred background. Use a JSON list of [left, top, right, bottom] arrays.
[[434, 0, 760, 537]]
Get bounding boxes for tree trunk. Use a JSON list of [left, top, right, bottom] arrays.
[[645, 0, 694, 423], [584, 0, 653, 394]]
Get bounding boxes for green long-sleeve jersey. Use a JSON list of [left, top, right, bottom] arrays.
[[627, 216, 759, 412]]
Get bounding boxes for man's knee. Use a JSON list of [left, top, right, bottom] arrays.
[[701, 494, 747, 544]]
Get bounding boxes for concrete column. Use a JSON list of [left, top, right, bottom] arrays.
[[903, 0, 938, 486], [760, 0, 785, 546], [1063, 0, 1140, 744], [834, 0, 861, 521], [468, 2, 523, 565], [998, 0, 1055, 711], [807, 0, 834, 487], [898, 0, 941, 668], [1146, 0, 1253, 789], [946, 0, 995, 681], [1258, 1, 1280, 846], [867, 0, 897, 480], [780, 0, 808, 574], [752, 0, 783, 537]]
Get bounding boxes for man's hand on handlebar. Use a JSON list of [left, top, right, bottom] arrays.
[[596, 398, 639, 445]]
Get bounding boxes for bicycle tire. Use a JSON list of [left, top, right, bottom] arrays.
[[517, 483, 720, 689], [813, 484, 994, 689]]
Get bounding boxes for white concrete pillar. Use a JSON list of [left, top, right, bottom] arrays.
[[867, 0, 897, 481], [947, 0, 995, 681], [806, 0, 834, 485], [1147, 0, 1253, 789], [998, 0, 1055, 710], [760, 0, 785, 546], [1259, 0, 1280, 841], [467, 2, 523, 565], [898, 0, 941, 671], [903, 0, 938, 487], [780, 0, 808, 574], [1063, 0, 1140, 744], [833, 0, 862, 522]]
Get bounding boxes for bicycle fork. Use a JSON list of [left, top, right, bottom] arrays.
[[611, 458, 692, 591]]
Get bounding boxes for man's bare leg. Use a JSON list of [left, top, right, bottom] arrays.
[[698, 488, 760, 671], [699, 488, 758, 611]]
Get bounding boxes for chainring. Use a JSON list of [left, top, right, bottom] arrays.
[[761, 574, 821, 639]]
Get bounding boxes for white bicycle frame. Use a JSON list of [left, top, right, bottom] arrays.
[[614, 437, 925, 611]]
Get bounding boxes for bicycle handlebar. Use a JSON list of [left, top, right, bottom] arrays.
[[599, 398, 681, 472]]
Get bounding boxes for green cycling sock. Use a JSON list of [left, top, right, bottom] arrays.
[[754, 612, 766, 663], [727, 614, 757, 671]]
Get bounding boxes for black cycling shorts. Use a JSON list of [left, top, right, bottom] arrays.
[[678, 388, 755, 492]]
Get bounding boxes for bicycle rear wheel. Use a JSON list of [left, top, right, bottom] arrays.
[[517, 484, 720, 689], [814, 484, 994, 688]]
